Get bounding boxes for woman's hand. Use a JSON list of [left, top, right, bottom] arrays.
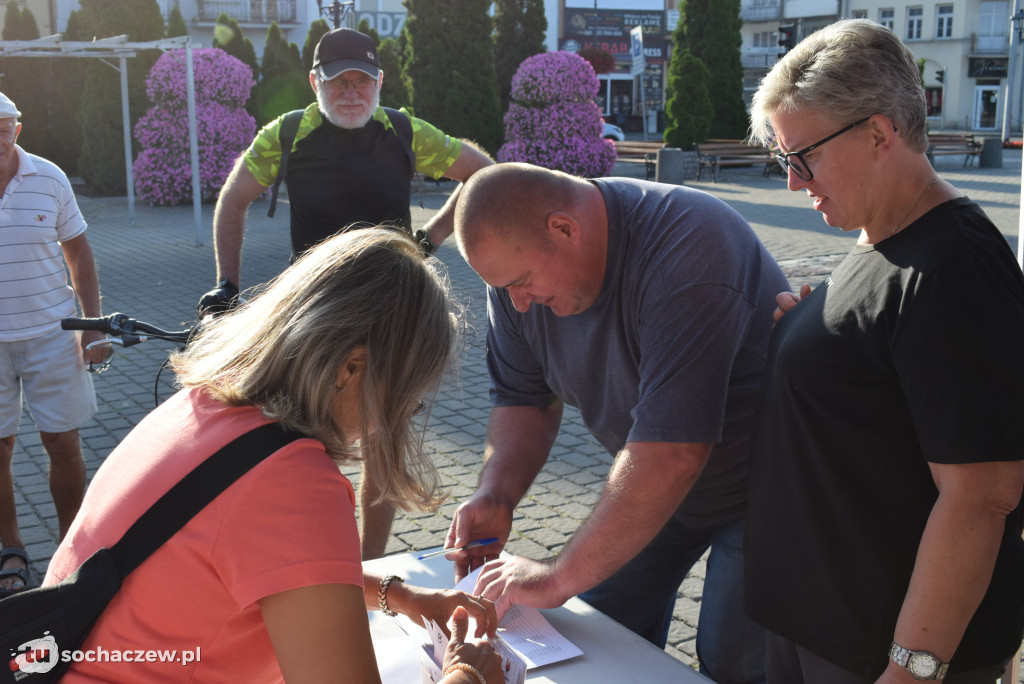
[[386, 580, 498, 639], [440, 606, 504, 684], [773, 283, 812, 324]]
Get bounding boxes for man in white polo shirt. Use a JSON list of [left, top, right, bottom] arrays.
[[0, 91, 109, 596]]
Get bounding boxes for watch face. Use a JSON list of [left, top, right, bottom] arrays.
[[908, 653, 939, 678]]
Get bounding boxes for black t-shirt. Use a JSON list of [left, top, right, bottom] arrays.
[[287, 117, 412, 256], [744, 198, 1024, 676]]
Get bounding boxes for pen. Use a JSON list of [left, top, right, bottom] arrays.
[[416, 537, 500, 560]]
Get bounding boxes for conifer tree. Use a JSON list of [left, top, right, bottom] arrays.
[[72, 0, 165, 194], [493, 0, 546, 114], [664, 48, 713, 150], [301, 19, 330, 72], [257, 22, 308, 123], [167, 5, 188, 38], [674, 0, 747, 139], [403, 0, 502, 154]]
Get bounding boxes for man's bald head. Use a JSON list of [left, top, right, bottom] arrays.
[[453, 163, 590, 259]]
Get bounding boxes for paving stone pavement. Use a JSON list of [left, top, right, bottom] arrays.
[[8, 150, 1022, 677]]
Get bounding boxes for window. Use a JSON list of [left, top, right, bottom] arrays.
[[753, 31, 773, 49], [978, 2, 1009, 36], [852, 9, 868, 19], [879, 8, 895, 30], [936, 5, 953, 38], [906, 7, 923, 40]]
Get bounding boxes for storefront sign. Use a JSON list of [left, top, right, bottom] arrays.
[[968, 57, 1008, 78]]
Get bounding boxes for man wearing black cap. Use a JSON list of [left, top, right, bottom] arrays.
[[201, 28, 493, 560]]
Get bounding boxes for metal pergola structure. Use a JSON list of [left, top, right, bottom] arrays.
[[0, 35, 206, 245]]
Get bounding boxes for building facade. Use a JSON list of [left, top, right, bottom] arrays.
[[741, 0, 1022, 134]]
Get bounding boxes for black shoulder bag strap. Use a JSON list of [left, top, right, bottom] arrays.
[[267, 109, 306, 219], [110, 422, 304, 575]]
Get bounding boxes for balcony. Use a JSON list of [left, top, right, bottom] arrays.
[[740, 4, 781, 22], [196, 0, 298, 24], [743, 51, 779, 69], [971, 32, 1009, 55]]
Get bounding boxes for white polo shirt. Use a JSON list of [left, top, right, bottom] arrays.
[[0, 145, 86, 342]]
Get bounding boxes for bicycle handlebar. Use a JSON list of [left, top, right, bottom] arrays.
[[61, 313, 193, 346]]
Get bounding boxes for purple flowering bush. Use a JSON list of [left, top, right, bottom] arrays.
[[498, 51, 615, 177], [133, 48, 256, 205]]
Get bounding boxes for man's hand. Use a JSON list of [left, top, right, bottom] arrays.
[[197, 278, 240, 316], [80, 330, 111, 366], [446, 492, 514, 583], [472, 556, 568, 620], [773, 283, 812, 324]]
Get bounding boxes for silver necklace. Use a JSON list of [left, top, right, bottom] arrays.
[[890, 176, 940, 238]]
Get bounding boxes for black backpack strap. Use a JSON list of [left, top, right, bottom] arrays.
[[383, 107, 415, 173], [267, 109, 306, 218], [110, 423, 305, 577], [384, 107, 420, 209]]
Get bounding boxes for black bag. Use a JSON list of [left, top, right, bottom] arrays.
[[1, 423, 302, 683]]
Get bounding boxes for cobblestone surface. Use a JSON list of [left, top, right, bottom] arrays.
[[9, 151, 1022, 678]]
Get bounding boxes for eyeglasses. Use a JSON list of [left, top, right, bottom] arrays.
[[319, 71, 377, 92], [774, 116, 870, 181]]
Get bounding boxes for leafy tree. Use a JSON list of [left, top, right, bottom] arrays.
[[578, 46, 615, 75], [378, 37, 410, 110], [493, 0, 547, 115], [73, 0, 165, 195], [256, 22, 308, 124], [167, 5, 188, 38], [674, 0, 747, 139], [664, 48, 712, 150], [403, 0, 502, 154], [301, 18, 331, 72]]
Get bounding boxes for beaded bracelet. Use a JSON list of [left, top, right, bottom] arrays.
[[442, 662, 486, 684], [377, 575, 403, 617]]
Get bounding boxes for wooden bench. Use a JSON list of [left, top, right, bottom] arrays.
[[695, 140, 775, 182], [926, 133, 981, 167], [613, 141, 664, 180]]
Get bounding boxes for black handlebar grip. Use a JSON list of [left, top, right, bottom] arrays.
[[61, 316, 113, 333]]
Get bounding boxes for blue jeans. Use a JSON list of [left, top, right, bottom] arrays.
[[580, 516, 766, 684]]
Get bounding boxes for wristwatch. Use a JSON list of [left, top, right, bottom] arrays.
[[413, 229, 437, 256], [889, 642, 949, 680]]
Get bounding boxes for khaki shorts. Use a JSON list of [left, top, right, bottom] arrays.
[[0, 327, 97, 436]]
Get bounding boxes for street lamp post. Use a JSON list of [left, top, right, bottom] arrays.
[[317, 0, 355, 29], [1003, 4, 1023, 141]]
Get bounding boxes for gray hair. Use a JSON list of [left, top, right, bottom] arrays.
[[172, 228, 462, 511], [750, 19, 928, 153]]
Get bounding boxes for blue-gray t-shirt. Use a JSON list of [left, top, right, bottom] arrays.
[[486, 178, 789, 526]]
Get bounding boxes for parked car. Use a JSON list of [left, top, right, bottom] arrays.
[[602, 121, 625, 141]]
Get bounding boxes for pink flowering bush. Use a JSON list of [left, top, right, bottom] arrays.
[[133, 48, 256, 205], [498, 51, 616, 177]]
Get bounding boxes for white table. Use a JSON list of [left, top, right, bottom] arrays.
[[364, 551, 711, 683]]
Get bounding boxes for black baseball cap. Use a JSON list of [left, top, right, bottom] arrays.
[[313, 28, 380, 81]]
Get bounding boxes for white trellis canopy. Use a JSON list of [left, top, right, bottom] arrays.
[[0, 35, 206, 244]]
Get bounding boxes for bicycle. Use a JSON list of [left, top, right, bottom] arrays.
[[61, 312, 197, 408]]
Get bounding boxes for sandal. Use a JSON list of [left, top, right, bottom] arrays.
[[0, 546, 31, 597]]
